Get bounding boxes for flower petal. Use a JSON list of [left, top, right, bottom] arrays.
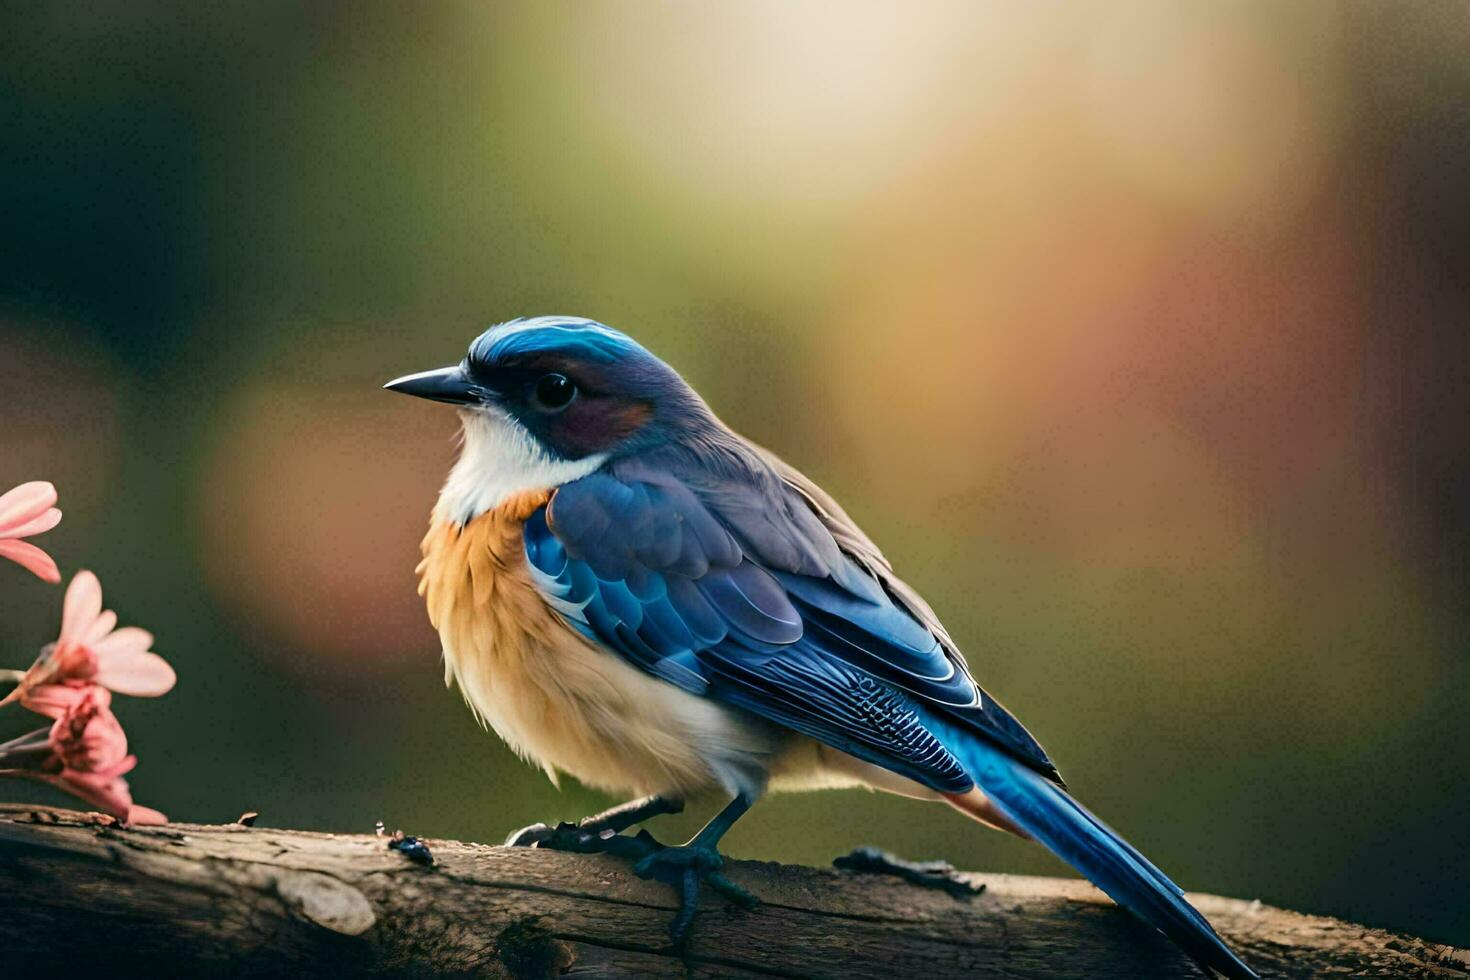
[[91, 626, 154, 660], [22, 683, 99, 720], [84, 610, 118, 645], [59, 571, 103, 645], [1, 507, 61, 540], [93, 651, 176, 697], [57, 762, 137, 821], [0, 768, 135, 821], [0, 482, 57, 535], [0, 539, 61, 584], [51, 693, 130, 772], [82, 751, 136, 780], [125, 804, 168, 826]]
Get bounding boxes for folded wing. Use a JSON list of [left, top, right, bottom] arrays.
[[522, 449, 1058, 792]]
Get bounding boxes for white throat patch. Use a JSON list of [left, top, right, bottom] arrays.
[[437, 409, 607, 525]]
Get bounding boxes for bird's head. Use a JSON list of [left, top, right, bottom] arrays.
[[385, 317, 709, 521]]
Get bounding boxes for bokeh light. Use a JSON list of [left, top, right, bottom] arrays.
[[196, 382, 452, 669], [0, 320, 124, 519]]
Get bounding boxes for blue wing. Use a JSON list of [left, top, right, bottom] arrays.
[[523, 456, 1258, 979], [523, 457, 1057, 793]]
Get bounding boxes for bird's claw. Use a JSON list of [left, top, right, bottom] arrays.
[[508, 821, 580, 848], [506, 795, 684, 848], [632, 843, 759, 942], [505, 821, 559, 847], [632, 841, 721, 876], [513, 824, 757, 942], [510, 821, 644, 860], [833, 845, 985, 900]]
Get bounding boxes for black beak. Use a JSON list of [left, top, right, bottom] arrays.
[[382, 366, 477, 405]]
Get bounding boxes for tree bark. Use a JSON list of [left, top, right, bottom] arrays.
[[0, 805, 1462, 979]]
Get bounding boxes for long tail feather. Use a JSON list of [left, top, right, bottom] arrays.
[[965, 745, 1257, 979]]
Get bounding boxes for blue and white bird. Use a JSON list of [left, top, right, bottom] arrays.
[[386, 316, 1256, 978]]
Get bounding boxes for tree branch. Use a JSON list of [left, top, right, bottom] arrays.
[[0, 805, 1462, 978]]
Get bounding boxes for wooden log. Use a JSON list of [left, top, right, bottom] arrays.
[[0, 805, 1463, 979]]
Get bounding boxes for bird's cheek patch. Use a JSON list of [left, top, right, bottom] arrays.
[[551, 399, 653, 457]]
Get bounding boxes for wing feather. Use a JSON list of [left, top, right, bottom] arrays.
[[529, 449, 1059, 789]]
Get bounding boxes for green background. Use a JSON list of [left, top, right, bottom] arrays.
[[1, 1, 1465, 945]]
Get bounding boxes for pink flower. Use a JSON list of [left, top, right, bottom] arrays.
[[0, 570, 175, 708], [0, 684, 167, 825], [29, 684, 128, 766], [0, 481, 62, 584]]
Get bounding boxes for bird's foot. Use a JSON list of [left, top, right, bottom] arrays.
[[833, 845, 985, 900], [506, 794, 755, 942], [506, 820, 578, 849], [505, 819, 618, 852], [632, 842, 759, 942], [511, 823, 756, 942], [506, 794, 683, 848]]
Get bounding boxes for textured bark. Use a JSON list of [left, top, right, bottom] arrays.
[[0, 805, 1463, 979]]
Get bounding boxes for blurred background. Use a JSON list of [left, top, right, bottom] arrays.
[[1, 0, 1466, 946]]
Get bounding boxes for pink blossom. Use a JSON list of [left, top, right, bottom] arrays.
[[0, 481, 62, 584], [124, 803, 169, 825], [0, 570, 175, 708], [0, 684, 167, 824]]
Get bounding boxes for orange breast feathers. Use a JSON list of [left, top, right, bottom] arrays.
[[417, 488, 555, 660], [414, 488, 775, 797]]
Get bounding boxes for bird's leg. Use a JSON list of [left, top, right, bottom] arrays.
[[628, 790, 761, 942], [505, 794, 684, 847], [510, 789, 761, 941]]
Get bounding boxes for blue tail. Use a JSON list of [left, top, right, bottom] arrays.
[[966, 743, 1257, 979]]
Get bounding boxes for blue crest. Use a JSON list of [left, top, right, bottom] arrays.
[[468, 316, 650, 368]]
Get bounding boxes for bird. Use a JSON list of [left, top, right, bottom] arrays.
[[385, 316, 1257, 978]]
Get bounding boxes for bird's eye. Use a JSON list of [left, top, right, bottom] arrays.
[[530, 372, 577, 412]]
